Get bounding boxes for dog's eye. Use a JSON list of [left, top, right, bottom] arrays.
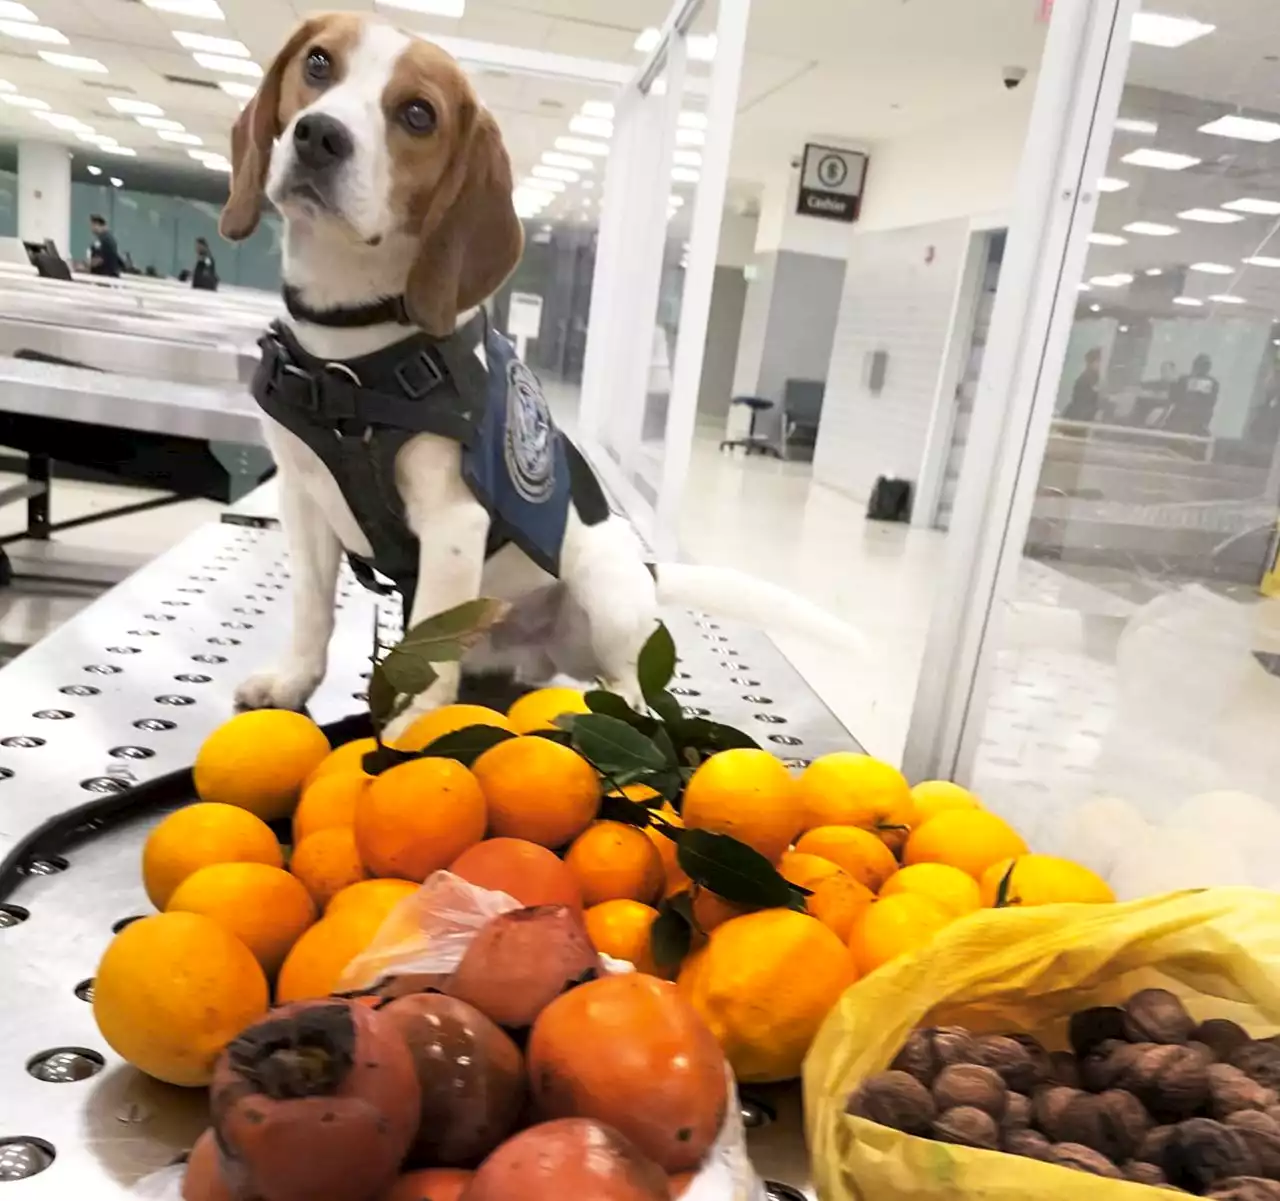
[[399, 100, 437, 136], [304, 48, 332, 86]]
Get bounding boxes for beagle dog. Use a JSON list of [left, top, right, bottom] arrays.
[[220, 12, 861, 727]]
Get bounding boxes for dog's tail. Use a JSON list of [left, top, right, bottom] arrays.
[[653, 563, 868, 654]]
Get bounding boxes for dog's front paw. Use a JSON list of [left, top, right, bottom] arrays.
[[234, 666, 323, 713]]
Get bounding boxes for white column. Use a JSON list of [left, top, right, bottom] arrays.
[[18, 140, 72, 253]]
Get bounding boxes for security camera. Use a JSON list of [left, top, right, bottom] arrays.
[[1003, 65, 1028, 90]]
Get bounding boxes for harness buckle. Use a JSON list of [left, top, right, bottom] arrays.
[[395, 350, 444, 399]]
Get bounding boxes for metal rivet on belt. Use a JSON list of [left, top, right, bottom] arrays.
[[0, 1137, 55, 1181], [20, 855, 69, 876], [33, 710, 73, 720], [192, 654, 227, 665], [176, 587, 204, 594], [74, 979, 94, 1002], [0, 736, 45, 748], [233, 607, 264, 616], [352, 691, 368, 702], [703, 634, 729, 642], [127, 629, 160, 637], [174, 674, 212, 684], [719, 662, 750, 671], [221, 621, 253, 630], [144, 614, 176, 622], [81, 777, 128, 793], [670, 687, 701, 697], [59, 685, 100, 697], [0, 904, 30, 927], [769, 734, 802, 746], [112, 916, 143, 933], [682, 706, 711, 718], [739, 1098, 776, 1129], [676, 670, 691, 679], [134, 718, 176, 731], [207, 637, 241, 646], [763, 1184, 805, 1201], [84, 664, 122, 675], [730, 677, 761, 687], [784, 758, 812, 769], [0, 767, 12, 780], [109, 746, 155, 760], [156, 695, 195, 706], [106, 647, 141, 655], [754, 714, 787, 724], [161, 600, 189, 608], [743, 695, 774, 705], [26, 1049, 105, 1083]]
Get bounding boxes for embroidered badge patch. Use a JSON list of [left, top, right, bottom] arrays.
[[504, 359, 556, 502]]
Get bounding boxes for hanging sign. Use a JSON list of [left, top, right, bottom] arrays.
[[797, 144, 868, 224]]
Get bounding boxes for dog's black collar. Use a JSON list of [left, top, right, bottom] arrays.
[[282, 285, 413, 328]]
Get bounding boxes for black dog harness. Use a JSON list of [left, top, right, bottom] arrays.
[[251, 304, 609, 611]]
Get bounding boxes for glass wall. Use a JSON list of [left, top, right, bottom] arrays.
[[935, 1, 1280, 894]]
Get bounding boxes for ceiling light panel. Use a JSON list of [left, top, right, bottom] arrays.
[[523, 176, 564, 193], [218, 80, 256, 99], [1097, 176, 1129, 192], [676, 128, 705, 147], [1189, 262, 1234, 274], [671, 167, 700, 183], [136, 116, 184, 130], [1178, 207, 1244, 223], [143, 0, 226, 15], [542, 152, 592, 170], [1199, 115, 1280, 143], [673, 149, 702, 167], [1209, 294, 1246, 304], [158, 130, 202, 145], [0, 20, 66, 42], [374, 0, 465, 14], [1245, 256, 1280, 268], [1, 94, 48, 109], [569, 115, 612, 138], [1089, 273, 1134, 287], [39, 52, 107, 72], [1121, 148, 1200, 170], [86, 164, 101, 175], [109, 97, 163, 115], [1172, 296, 1203, 306], [1115, 117, 1158, 134], [580, 100, 614, 120], [1224, 197, 1280, 215], [173, 31, 249, 56], [1130, 12, 1215, 47], [633, 27, 717, 61], [532, 165, 578, 182], [1088, 232, 1128, 246], [0, 2, 36, 19], [1123, 221, 1178, 236], [192, 52, 262, 77], [36, 112, 91, 131], [555, 136, 608, 157]]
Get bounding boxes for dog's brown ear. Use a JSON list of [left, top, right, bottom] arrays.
[[220, 17, 326, 242], [405, 107, 523, 337]]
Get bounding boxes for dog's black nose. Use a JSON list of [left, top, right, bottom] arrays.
[[293, 113, 353, 171]]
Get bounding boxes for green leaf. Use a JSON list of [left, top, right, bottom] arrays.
[[572, 713, 668, 776], [995, 859, 1018, 908], [676, 828, 801, 909], [646, 768, 685, 804], [419, 724, 515, 767], [649, 812, 683, 843], [529, 727, 573, 746], [584, 690, 659, 735], [638, 623, 676, 701], [651, 892, 695, 970], [379, 598, 509, 695], [367, 664, 399, 733], [599, 793, 655, 827], [652, 725, 680, 767], [361, 743, 419, 775], [648, 690, 685, 728], [671, 718, 760, 755]]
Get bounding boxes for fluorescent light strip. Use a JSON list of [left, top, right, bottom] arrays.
[[580, 100, 614, 120], [102, 145, 136, 157], [1088, 232, 1128, 246], [192, 52, 262, 77], [678, 111, 708, 130], [143, 0, 226, 15], [158, 130, 202, 145], [542, 152, 592, 171], [109, 97, 163, 115], [569, 115, 612, 138], [1, 94, 48, 110], [136, 116, 184, 131], [1199, 115, 1280, 143], [86, 165, 101, 176], [673, 149, 702, 167], [1224, 197, 1280, 215], [1178, 208, 1244, 223], [633, 27, 717, 61], [218, 80, 256, 99], [39, 52, 107, 72], [1189, 262, 1234, 274], [1172, 296, 1203, 306], [1209, 294, 1246, 304], [676, 128, 705, 147], [1115, 117, 1158, 134], [0, 20, 66, 42], [1123, 221, 1178, 236], [1089, 273, 1134, 287], [671, 167, 700, 183], [0, 2, 36, 20], [532, 165, 578, 183], [1244, 256, 1280, 268], [1096, 176, 1129, 192], [1130, 12, 1215, 47], [173, 30, 249, 56], [522, 177, 564, 193], [1121, 148, 1200, 170], [110, 177, 123, 187], [374, 0, 465, 15], [555, 136, 608, 157], [1144, 267, 1163, 276], [35, 112, 92, 131]]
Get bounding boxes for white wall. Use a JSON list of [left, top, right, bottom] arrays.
[[716, 212, 759, 268], [813, 217, 973, 503], [858, 93, 1033, 232]]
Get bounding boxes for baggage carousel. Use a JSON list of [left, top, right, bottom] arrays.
[[0, 515, 852, 1198]]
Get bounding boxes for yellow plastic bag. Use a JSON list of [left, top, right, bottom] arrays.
[[804, 887, 1280, 1201]]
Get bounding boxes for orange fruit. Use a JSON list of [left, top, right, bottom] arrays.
[[879, 863, 982, 916], [528, 973, 729, 1172], [292, 771, 368, 845], [691, 888, 750, 934], [668, 1172, 697, 1200], [290, 827, 368, 908], [848, 893, 954, 976], [677, 909, 855, 1082], [910, 780, 981, 826], [643, 802, 689, 897], [93, 911, 268, 1086], [797, 753, 916, 851], [449, 837, 584, 908], [276, 908, 384, 1002], [778, 850, 845, 890], [305, 737, 377, 787], [394, 704, 512, 752], [355, 757, 487, 880], [327, 878, 421, 925], [682, 748, 801, 863], [803, 872, 875, 942], [978, 853, 1115, 907], [166, 862, 316, 977], [384, 1169, 472, 1201], [794, 826, 898, 892], [472, 736, 601, 848], [193, 709, 330, 822], [903, 808, 1028, 879], [583, 899, 663, 975], [565, 821, 665, 906], [506, 687, 589, 733], [142, 802, 283, 910]]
